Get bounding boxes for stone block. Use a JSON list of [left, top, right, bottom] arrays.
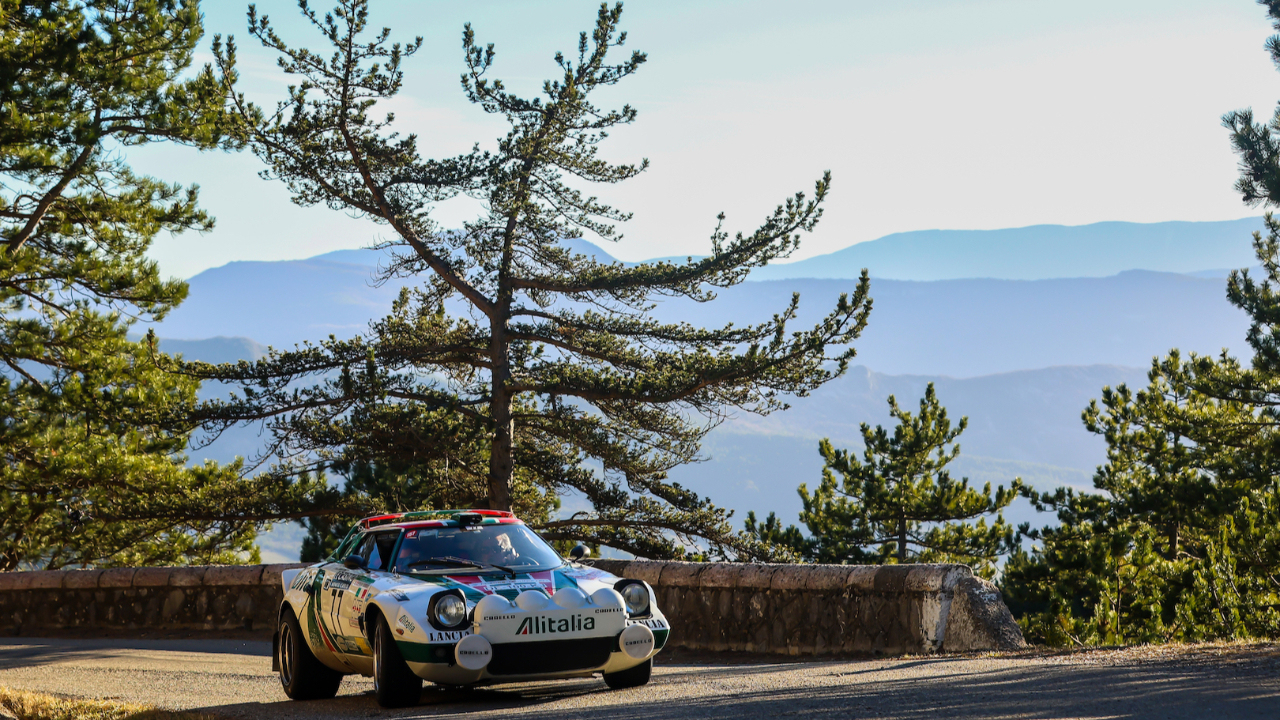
[[698, 563, 742, 589], [0, 572, 29, 591], [659, 562, 706, 588], [168, 567, 206, 587], [624, 561, 665, 586], [769, 565, 810, 591], [804, 565, 852, 592], [904, 564, 969, 593], [736, 563, 779, 589], [63, 569, 103, 589], [845, 566, 879, 593], [941, 575, 1027, 652], [28, 571, 63, 590], [204, 565, 264, 586], [872, 565, 911, 594], [99, 569, 136, 589], [132, 567, 172, 587]]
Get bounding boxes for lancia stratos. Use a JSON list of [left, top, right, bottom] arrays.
[[273, 509, 669, 707]]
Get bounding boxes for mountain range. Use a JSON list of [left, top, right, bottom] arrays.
[[751, 217, 1268, 281]]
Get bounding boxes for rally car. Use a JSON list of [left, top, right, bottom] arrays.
[[273, 509, 670, 707]]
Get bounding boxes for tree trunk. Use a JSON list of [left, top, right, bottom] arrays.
[[897, 516, 907, 564], [488, 318, 514, 511]]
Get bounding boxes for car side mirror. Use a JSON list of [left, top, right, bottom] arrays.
[[569, 544, 590, 561], [343, 554, 367, 571]]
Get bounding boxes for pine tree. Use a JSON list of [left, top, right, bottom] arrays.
[[1001, 0, 1280, 645], [0, 0, 336, 569], [179, 1, 871, 560], [796, 383, 1020, 574]]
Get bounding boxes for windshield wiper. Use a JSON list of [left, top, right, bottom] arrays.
[[405, 556, 484, 569], [405, 556, 518, 578]]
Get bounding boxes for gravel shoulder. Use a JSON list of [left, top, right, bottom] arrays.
[[1, 638, 1277, 720]]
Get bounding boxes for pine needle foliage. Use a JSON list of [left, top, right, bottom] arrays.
[[180, 1, 872, 560], [788, 384, 1020, 575], [0, 0, 336, 570]]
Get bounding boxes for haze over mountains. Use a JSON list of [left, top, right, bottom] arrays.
[[152, 217, 1266, 559]]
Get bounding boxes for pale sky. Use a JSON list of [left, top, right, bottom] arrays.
[[134, 0, 1280, 279]]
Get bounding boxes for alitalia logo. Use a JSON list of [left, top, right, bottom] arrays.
[[516, 615, 596, 635]]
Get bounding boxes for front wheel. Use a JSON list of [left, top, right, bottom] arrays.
[[373, 615, 423, 708], [278, 607, 343, 700], [603, 658, 652, 689]]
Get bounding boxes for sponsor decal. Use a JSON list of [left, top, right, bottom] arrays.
[[594, 607, 622, 614], [405, 530, 417, 539], [323, 570, 356, 592], [637, 618, 668, 630], [347, 617, 361, 628], [625, 637, 654, 649], [354, 575, 374, 586], [397, 613, 417, 634], [389, 590, 409, 602], [482, 613, 517, 621], [515, 614, 596, 635], [427, 629, 471, 643]]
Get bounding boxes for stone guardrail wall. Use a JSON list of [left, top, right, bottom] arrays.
[[591, 560, 1026, 655], [0, 564, 307, 638], [0, 561, 1024, 655]]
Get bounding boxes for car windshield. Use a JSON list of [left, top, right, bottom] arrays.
[[393, 524, 562, 574]]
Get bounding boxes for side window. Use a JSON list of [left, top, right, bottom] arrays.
[[360, 531, 399, 572]]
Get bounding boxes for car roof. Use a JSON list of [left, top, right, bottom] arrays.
[[357, 508, 522, 533]]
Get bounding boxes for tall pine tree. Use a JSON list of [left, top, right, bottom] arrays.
[[180, 1, 872, 559]]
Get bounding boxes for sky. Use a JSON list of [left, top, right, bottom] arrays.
[[134, 0, 1280, 279]]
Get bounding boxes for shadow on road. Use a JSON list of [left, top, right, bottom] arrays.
[[189, 657, 1280, 720], [0, 637, 271, 670]]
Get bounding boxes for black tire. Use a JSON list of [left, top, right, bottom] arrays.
[[373, 615, 423, 708], [603, 658, 652, 689], [278, 607, 343, 700]]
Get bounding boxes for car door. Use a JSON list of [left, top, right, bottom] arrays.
[[336, 530, 400, 658], [311, 532, 363, 668]]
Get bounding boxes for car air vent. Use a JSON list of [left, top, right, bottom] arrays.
[[487, 637, 614, 675]]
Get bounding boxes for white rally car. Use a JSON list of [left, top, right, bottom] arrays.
[[273, 509, 669, 707]]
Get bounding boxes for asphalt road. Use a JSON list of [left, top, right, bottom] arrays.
[[1, 638, 1278, 719]]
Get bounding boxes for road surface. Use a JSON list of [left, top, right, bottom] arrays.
[[1, 638, 1277, 719]]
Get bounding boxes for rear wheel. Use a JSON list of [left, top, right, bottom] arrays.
[[373, 615, 423, 708], [278, 607, 343, 700], [603, 658, 652, 689]]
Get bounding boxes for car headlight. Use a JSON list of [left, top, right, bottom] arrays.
[[435, 594, 467, 627], [616, 580, 650, 616], [427, 590, 470, 631]]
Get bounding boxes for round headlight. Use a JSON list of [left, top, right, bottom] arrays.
[[434, 594, 467, 628], [621, 583, 649, 615]]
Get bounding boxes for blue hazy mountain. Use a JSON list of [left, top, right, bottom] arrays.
[[152, 258, 1249, 378], [752, 217, 1267, 281]]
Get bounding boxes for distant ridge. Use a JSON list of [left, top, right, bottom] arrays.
[[303, 218, 1267, 283], [752, 217, 1267, 281]]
